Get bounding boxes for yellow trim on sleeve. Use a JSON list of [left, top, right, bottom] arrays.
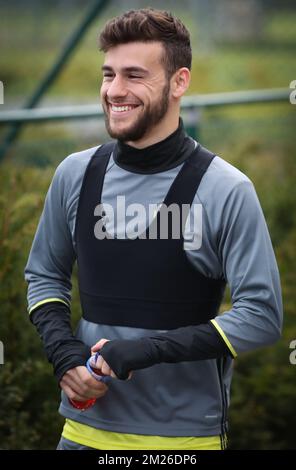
[[28, 298, 69, 315], [62, 419, 222, 450], [210, 319, 237, 358]]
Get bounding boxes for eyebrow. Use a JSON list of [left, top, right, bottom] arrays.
[[102, 65, 149, 75]]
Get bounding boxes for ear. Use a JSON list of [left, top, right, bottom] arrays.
[[171, 67, 191, 99]]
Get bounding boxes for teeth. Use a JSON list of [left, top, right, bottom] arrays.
[[111, 105, 137, 112]]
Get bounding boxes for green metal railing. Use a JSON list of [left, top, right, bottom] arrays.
[[0, 87, 290, 148], [0, 88, 289, 125]]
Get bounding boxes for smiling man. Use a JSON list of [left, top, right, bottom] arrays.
[[25, 9, 282, 450], [101, 41, 177, 146]]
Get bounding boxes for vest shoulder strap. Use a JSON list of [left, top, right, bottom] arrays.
[[164, 143, 216, 207], [75, 142, 115, 244]]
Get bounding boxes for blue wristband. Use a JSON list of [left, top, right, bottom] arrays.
[[86, 352, 111, 383]]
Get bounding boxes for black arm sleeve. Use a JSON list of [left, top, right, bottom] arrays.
[[100, 322, 233, 380], [30, 301, 90, 382]]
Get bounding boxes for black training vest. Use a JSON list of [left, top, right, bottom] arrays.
[[75, 143, 226, 330]]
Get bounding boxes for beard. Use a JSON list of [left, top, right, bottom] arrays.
[[103, 80, 170, 143]]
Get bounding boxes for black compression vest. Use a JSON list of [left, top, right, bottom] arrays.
[[75, 143, 226, 330]]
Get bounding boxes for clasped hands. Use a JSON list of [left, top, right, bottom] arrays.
[[60, 338, 132, 404]]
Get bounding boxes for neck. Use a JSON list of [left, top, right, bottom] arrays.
[[126, 114, 180, 149], [113, 118, 195, 174]]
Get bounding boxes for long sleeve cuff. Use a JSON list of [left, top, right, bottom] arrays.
[[30, 301, 90, 382]]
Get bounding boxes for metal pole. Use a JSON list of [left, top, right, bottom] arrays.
[[0, 89, 290, 125], [0, 0, 110, 162]]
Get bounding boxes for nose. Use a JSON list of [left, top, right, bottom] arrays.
[[106, 75, 128, 102]]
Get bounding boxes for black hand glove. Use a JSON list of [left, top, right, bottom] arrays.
[[100, 337, 157, 380]]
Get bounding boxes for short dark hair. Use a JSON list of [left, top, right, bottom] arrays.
[[99, 8, 192, 78]]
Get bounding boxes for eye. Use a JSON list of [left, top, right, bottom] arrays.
[[103, 73, 114, 80]]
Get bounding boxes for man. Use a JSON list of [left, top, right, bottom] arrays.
[[25, 9, 282, 450]]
